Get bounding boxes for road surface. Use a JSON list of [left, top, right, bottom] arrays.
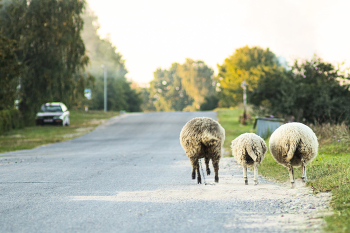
[[0, 112, 330, 232]]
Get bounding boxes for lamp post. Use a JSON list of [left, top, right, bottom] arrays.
[[101, 65, 107, 112], [241, 80, 248, 125]]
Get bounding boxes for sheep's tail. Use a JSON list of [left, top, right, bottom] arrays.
[[246, 144, 257, 162], [286, 140, 299, 162], [201, 135, 219, 147]]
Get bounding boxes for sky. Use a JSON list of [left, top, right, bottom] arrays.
[[87, 0, 350, 84]]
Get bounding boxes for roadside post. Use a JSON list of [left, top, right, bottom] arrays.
[[101, 65, 107, 112], [241, 80, 248, 125]]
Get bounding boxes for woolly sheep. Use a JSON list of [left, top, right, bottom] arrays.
[[231, 133, 267, 185], [180, 117, 225, 184], [269, 122, 318, 188]]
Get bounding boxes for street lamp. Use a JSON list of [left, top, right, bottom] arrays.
[[101, 65, 107, 112], [241, 80, 248, 125]]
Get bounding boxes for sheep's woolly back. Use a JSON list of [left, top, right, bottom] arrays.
[[231, 133, 267, 166], [269, 122, 318, 167], [180, 117, 225, 159]]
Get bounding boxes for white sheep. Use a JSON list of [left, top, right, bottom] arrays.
[[231, 133, 267, 185], [180, 117, 225, 184], [269, 122, 318, 188]]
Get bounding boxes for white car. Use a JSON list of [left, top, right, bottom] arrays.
[[35, 102, 70, 126]]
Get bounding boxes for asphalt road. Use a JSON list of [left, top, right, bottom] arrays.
[[0, 112, 329, 233]]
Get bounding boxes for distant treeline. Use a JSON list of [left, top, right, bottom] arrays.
[[143, 46, 350, 124], [140, 59, 217, 112]]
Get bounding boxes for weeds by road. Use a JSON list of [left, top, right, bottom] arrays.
[[217, 108, 350, 233], [0, 110, 120, 153]]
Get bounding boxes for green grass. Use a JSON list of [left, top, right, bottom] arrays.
[[308, 142, 350, 232], [217, 108, 350, 232], [0, 110, 120, 153], [217, 108, 255, 151]]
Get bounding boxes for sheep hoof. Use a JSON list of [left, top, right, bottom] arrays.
[[301, 177, 307, 183], [207, 169, 211, 175], [197, 178, 202, 184], [291, 182, 295, 188], [254, 180, 258, 185], [245, 180, 248, 185]]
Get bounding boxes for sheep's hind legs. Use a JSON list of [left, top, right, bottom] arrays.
[[190, 158, 200, 183], [253, 161, 259, 185], [196, 161, 201, 184], [301, 160, 307, 182], [243, 162, 248, 185], [212, 160, 219, 183], [287, 163, 295, 188], [205, 158, 210, 175]]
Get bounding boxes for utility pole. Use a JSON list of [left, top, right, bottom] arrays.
[[101, 65, 107, 112], [241, 80, 248, 125]]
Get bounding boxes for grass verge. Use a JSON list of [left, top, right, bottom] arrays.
[[0, 110, 120, 153], [217, 108, 350, 232], [216, 108, 254, 153]]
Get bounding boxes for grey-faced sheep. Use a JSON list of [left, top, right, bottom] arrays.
[[231, 133, 267, 185], [269, 122, 318, 188], [180, 117, 225, 184]]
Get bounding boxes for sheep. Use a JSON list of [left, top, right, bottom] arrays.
[[180, 117, 225, 184], [269, 122, 318, 188], [231, 133, 267, 185]]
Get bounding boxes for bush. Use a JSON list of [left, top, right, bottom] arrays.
[[0, 109, 24, 134], [250, 56, 350, 124], [309, 122, 350, 145]]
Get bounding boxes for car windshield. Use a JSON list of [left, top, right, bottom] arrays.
[[42, 105, 62, 112]]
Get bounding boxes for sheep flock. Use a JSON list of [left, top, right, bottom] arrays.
[[180, 117, 318, 188]]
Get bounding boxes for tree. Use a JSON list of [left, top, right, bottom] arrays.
[[0, 0, 88, 124], [0, 0, 21, 110], [149, 63, 192, 112], [250, 56, 350, 124], [217, 46, 281, 107], [249, 66, 294, 117], [179, 59, 215, 110], [139, 86, 156, 112]]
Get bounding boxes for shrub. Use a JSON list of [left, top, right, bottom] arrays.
[[0, 109, 24, 134], [309, 122, 350, 145]]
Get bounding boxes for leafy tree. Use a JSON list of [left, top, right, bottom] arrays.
[[200, 95, 219, 111], [0, 0, 88, 124], [250, 56, 350, 124], [145, 59, 216, 112], [179, 59, 215, 110], [139, 86, 156, 112], [217, 46, 280, 107], [0, 0, 21, 110], [249, 66, 293, 116], [149, 63, 192, 112]]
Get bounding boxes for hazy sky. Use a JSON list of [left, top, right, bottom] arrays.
[[87, 0, 350, 83]]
